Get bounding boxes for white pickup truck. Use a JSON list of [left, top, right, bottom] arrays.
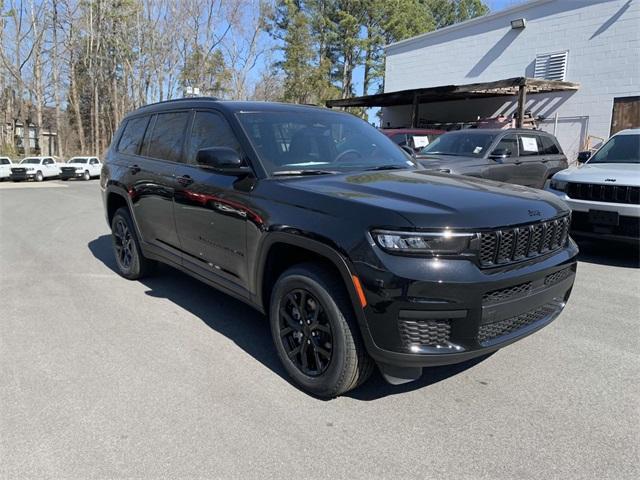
[[548, 128, 639, 243], [59, 156, 102, 180], [10, 157, 61, 182], [0, 157, 13, 181]]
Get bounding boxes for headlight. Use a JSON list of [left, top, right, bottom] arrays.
[[550, 179, 567, 192], [371, 229, 475, 255], [26, 167, 35, 171], [76, 168, 84, 172]]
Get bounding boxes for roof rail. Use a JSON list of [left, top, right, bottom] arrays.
[[139, 96, 220, 109]]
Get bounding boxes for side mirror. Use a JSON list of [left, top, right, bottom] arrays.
[[196, 147, 250, 175], [489, 148, 511, 161], [577, 151, 592, 164], [400, 145, 416, 158]]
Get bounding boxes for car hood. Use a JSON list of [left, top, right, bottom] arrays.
[[280, 169, 569, 229], [553, 163, 640, 187], [415, 154, 487, 171]]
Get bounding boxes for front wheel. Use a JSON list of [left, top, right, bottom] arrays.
[[111, 207, 156, 280], [269, 264, 374, 398], [83, 170, 90, 181], [35, 171, 43, 182]]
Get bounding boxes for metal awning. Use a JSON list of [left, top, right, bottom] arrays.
[[325, 77, 580, 128]]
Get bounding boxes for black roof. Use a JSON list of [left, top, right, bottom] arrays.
[[125, 98, 333, 118], [445, 128, 555, 136]]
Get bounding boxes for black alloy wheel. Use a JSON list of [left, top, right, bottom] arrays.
[[113, 218, 134, 271], [279, 289, 333, 376]]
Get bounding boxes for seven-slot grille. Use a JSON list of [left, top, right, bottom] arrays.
[[567, 182, 640, 205], [479, 215, 570, 267]]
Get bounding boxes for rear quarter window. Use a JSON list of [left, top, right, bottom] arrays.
[[118, 116, 150, 155], [540, 135, 561, 155]]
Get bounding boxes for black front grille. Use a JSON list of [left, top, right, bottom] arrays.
[[567, 183, 640, 205], [479, 215, 570, 267], [478, 301, 560, 344], [61, 167, 77, 173], [398, 318, 451, 348], [483, 281, 532, 305], [11, 168, 26, 174]]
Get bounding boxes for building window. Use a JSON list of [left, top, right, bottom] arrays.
[[534, 51, 568, 81]]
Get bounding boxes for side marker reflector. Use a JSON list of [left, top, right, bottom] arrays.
[[352, 275, 367, 308]]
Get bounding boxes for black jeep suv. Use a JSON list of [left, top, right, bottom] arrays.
[[101, 98, 578, 397]]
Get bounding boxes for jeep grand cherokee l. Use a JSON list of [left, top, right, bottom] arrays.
[[101, 99, 578, 397]]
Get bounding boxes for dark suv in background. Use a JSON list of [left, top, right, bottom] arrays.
[[417, 129, 568, 189], [101, 98, 577, 397]]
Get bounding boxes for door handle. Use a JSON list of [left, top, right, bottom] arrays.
[[129, 164, 141, 174], [177, 174, 194, 186]]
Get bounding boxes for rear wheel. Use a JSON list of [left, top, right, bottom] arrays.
[[269, 264, 374, 398], [35, 171, 43, 182], [83, 170, 90, 181], [111, 207, 156, 280]]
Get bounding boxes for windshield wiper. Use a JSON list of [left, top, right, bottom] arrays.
[[363, 165, 410, 171], [272, 169, 338, 176]]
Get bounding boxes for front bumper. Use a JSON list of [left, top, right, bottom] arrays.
[[60, 170, 85, 179], [10, 172, 36, 181], [547, 189, 639, 242], [353, 241, 578, 372]]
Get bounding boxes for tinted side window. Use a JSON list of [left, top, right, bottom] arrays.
[[145, 112, 190, 162], [540, 135, 561, 155], [1, 159, 8, 165], [518, 134, 541, 157], [186, 111, 242, 164], [390, 133, 407, 146], [118, 116, 149, 155], [492, 134, 518, 157]]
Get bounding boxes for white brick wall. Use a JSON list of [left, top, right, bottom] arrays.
[[382, 0, 640, 160]]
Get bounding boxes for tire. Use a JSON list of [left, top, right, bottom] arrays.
[[270, 263, 374, 398], [83, 170, 90, 181], [111, 207, 156, 280], [35, 171, 43, 182], [61, 178, 69, 181]]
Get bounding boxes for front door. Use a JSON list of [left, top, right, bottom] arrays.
[[516, 133, 547, 188], [484, 134, 519, 183], [173, 110, 253, 292]]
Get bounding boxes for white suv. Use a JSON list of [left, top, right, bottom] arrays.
[[548, 129, 639, 243], [60, 156, 102, 180], [0, 157, 13, 181], [10, 157, 61, 182]]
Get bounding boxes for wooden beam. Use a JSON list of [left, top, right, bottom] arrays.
[[411, 94, 420, 127], [516, 85, 527, 128]]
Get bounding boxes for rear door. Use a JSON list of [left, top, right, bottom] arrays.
[[516, 133, 547, 188], [120, 112, 187, 255], [484, 133, 520, 183], [173, 109, 252, 293]]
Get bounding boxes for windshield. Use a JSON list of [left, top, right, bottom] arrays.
[[419, 132, 497, 157], [588, 134, 639, 164], [237, 110, 415, 175], [69, 158, 88, 164], [21, 158, 41, 164]]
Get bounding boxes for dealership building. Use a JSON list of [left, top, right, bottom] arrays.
[[328, 0, 640, 161]]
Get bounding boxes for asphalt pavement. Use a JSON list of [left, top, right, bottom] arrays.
[[1, 179, 639, 479]]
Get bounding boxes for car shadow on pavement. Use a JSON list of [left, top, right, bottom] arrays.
[[89, 235, 491, 401], [576, 239, 639, 268]]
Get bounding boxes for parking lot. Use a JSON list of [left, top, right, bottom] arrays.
[[0, 179, 638, 479]]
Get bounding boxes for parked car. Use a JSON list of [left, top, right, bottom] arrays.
[[60, 156, 102, 180], [548, 128, 639, 243], [102, 99, 577, 397], [10, 156, 61, 182], [416, 129, 568, 189], [0, 156, 13, 181], [380, 128, 445, 153]]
